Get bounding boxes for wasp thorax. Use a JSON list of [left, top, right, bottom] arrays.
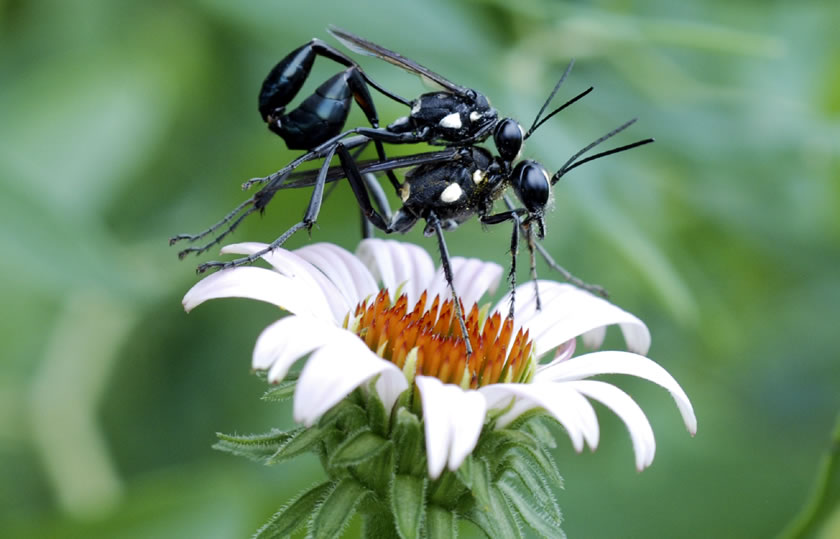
[[344, 290, 535, 388], [494, 118, 524, 163], [512, 160, 550, 214]]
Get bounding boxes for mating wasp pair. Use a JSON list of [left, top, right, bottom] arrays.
[[171, 27, 652, 354]]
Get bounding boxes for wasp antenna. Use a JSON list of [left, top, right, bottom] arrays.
[[551, 118, 644, 184], [525, 86, 593, 139], [526, 59, 575, 137], [559, 138, 654, 181]]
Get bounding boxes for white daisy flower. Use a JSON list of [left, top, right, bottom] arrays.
[[184, 240, 696, 478]]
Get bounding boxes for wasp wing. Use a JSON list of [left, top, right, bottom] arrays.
[[328, 26, 469, 96], [269, 148, 461, 191]]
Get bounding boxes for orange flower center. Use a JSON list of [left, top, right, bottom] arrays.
[[344, 289, 535, 388]]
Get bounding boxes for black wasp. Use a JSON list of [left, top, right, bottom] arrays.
[[172, 26, 588, 257], [171, 28, 653, 353]]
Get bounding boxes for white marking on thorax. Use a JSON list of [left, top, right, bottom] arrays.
[[439, 182, 463, 203], [469, 111, 482, 122], [439, 112, 462, 129], [472, 169, 485, 185], [411, 100, 422, 115], [400, 183, 411, 202]]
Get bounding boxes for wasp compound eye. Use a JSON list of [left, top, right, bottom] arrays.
[[493, 118, 524, 163], [512, 160, 550, 213]]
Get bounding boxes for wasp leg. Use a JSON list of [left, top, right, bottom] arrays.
[[481, 208, 530, 318], [360, 173, 392, 239], [524, 223, 542, 311], [341, 68, 403, 193], [196, 143, 342, 273], [426, 211, 473, 357], [243, 128, 429, 192], [337, 142, 388, 240], [501, 194, 607, 298], [259, 39, 408, 126], [335, 144, 390, 232], [170, 196, 256, 247], [175, 204, 260, 259], [259, 38, 408, 190]]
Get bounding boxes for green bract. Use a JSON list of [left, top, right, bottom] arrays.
[[215, 388, 565, 538]]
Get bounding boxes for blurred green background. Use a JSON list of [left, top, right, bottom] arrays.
[[2, 0, 838, 537]]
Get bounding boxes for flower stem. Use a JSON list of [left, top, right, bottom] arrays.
[[779, 409, 840, 539]]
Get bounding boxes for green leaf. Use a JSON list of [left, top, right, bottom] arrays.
[[319, 400, 368, 433], [213, 428, 300, 463], [457, 497, 499, 539], [310, 478, 371, 539], [266, 426, 331, 465], [481, 429, 562, 486], [329, 428, 392, 468], [502, 444, 563, 487], [497, 474, 564, 538], [428, 468, 469, 509], [455, 455, 475, 491], [391, 475, 427, 539], [465, 459, 493, 513], [393, 408, 426, 476], [502, 408, 547, 432], [353, 443, 395, 499], [254, 481, 334, 538], [261, 380, 297, 402], [425, 505, 457, 539], [364, 385, 389, 436], [459, 480, 524, 539], [501, 451, 563, 518], [476, 429, 539, 461], [487, 486, 525, 539], [507, 410, 557, 449]]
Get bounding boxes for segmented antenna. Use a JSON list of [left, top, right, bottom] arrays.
[[526, 87, 593, 140], [526, 59, 576, 137], [552, 118, 654, 184]]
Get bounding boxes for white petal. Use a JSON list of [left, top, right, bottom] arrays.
[[568, 380, 656, 470], [182, 266, 333, 320], [425, 257, 503, 310], [497, 281, 651, 357], [357, 239, 435, 305], [357, 239, 398, 298], [221, 242, 346, 322], [295, 243, 378, 306], [582, 326, 606, 350], [252, 315, 340, 379], [293, 330, 406, 426], [415, 377, 452, 479], [383, 240, 435, 306], [536, 351, 697, 435], [453, 258, 504, 310], [401, 241, 437, 305], [481, 383, 599, 453], [447, 389, 487, 472], [375, 371, 408, 415], [416, 376, 487, 479], [542, 339, 576, 369], [496, 278, 569, 325]]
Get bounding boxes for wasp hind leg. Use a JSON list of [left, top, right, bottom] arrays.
[[501, 194, 607, 299], [195, 144, 342, 273], [426, 211, 474, 357]]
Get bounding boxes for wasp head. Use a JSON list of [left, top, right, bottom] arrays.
[[493, 118, 524, 163], [511, 160, 550, 238]]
